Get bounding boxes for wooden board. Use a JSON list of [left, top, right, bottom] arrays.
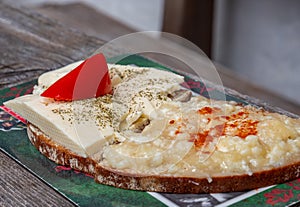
[[0, 1, 104, 89]]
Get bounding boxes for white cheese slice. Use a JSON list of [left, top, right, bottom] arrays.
[[5, 63, 185, 157], [5, 95, 110, 157]]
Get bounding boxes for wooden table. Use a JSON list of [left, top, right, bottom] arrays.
[[1, 2, 300, 206]]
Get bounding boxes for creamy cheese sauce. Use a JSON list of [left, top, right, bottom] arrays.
[[102, 96, 300, 178], [5, 62, 300, 180]]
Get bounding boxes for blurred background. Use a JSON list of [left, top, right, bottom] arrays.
[[13, 0, 300, 106]]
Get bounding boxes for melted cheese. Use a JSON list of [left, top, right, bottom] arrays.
[[102, 97, 300, 177]]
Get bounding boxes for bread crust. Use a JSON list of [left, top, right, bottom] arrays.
[[27, 123, 97, 176], [96, 163, 300, 193], [27, 123, 300, 193]]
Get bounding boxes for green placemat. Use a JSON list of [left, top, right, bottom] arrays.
[[0, 55, 299, 207]]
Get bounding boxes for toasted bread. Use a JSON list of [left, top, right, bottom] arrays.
[[27, 123, 300, 193]]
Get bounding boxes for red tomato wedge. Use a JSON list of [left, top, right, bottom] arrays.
[[41, 53, 112, 101]]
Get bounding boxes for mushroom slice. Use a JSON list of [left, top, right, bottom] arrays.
[[169, 89, 192, 102], [122, 109, 167, 143], [129, 115, 150, 133]]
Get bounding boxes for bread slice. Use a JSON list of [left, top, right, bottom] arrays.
[[27, 122, 300, 193], [27, 123, 97, 176], [6, 63, 300, 193]]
